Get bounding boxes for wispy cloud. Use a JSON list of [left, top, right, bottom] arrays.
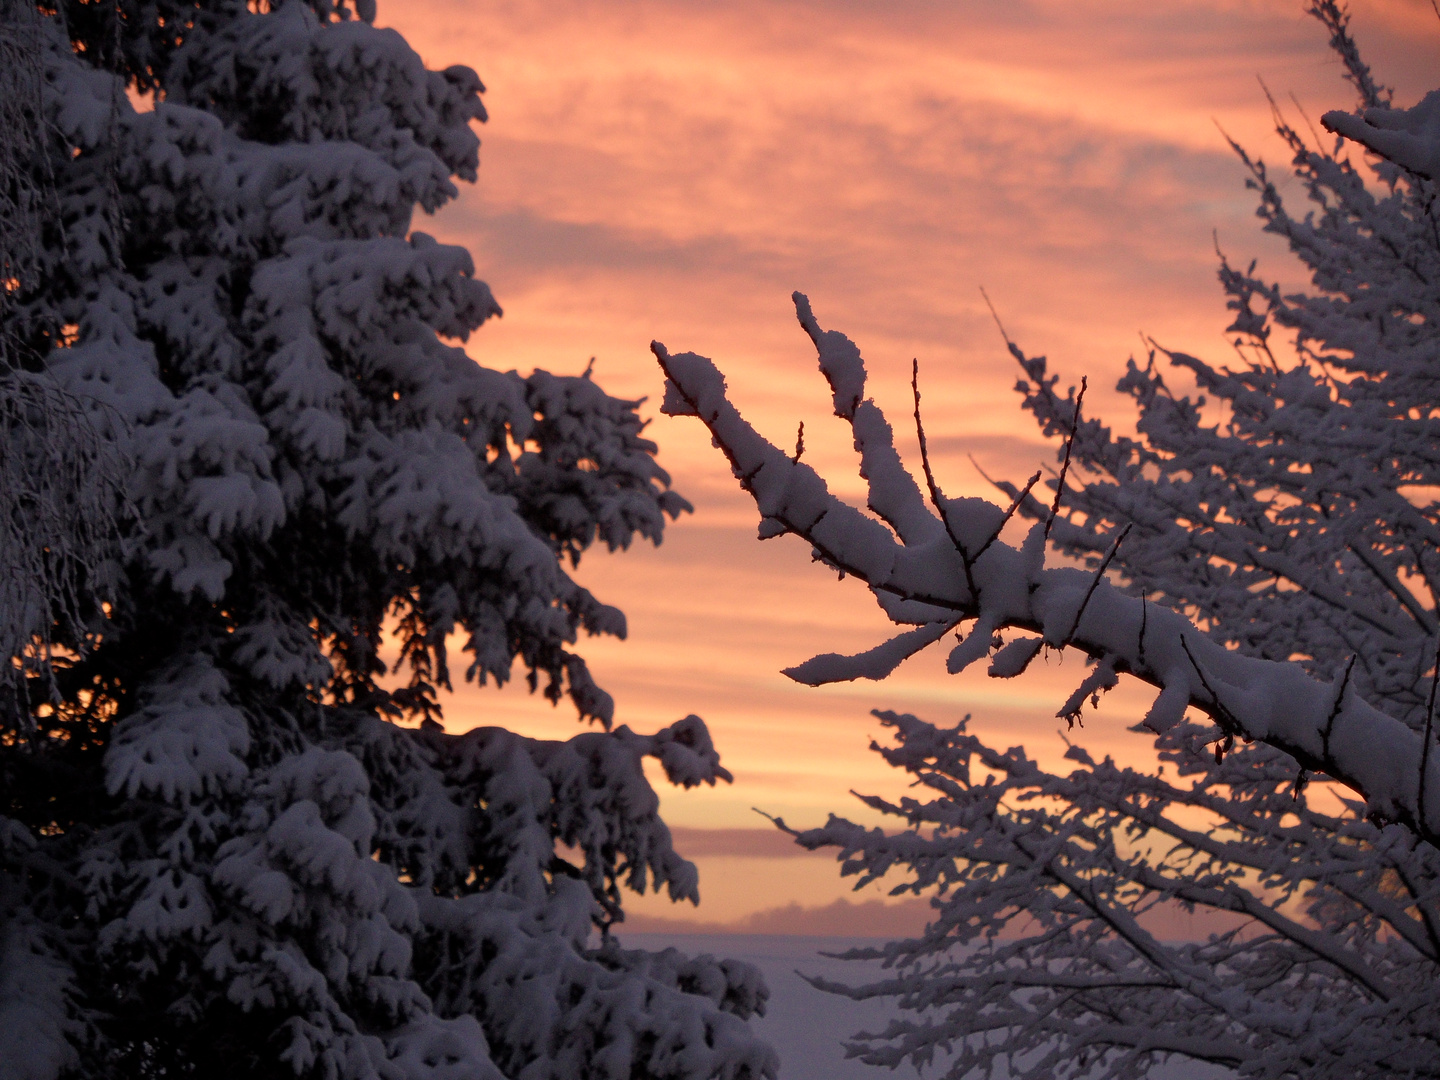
[[620, 890, 1247, 940], [622, 896, 933, 938], [668, 827, 805, 859], [384, 0, 1440, 924]]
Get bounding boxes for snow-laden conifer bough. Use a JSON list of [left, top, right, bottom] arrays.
[[655, 3, 1440, 1076], [0, 2, 777, 1078]]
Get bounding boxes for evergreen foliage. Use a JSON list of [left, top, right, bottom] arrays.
[[0, 2, 776, 1077]]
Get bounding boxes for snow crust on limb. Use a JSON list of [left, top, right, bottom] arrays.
[[0, 1, 769, 1076], [1322, 92, 1440, 179], [658, 3, 1440, 1076], [654, 293, 1440, 842]]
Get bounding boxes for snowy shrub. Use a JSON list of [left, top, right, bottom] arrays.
[[0, 2, 775, 1077], [653, 3, 1440, 1076]]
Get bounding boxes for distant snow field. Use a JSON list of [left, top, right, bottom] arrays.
[[617, 934, 1233, 1080]]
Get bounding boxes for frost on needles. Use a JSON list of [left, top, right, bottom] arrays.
[[0, 2, 775, 1078], [654, 3, 1440, 1076]]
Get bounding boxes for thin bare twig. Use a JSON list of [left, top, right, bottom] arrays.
[[1290, 768, 1310, 801], [1138, 593, 1149, 671], [912, 359, 977, 601], [1408, 542, 1440, 617], [970, 468, 1042, 565], [1346, 540, 1436, 635], [1420, 635, 1440, 824], [1289, 90, 1326, 152], [1063, 523, 1133, 648], [1045, 376, 1087, 541], [1322, 655, 1358, 770], [978, 285, 1014, 347], [1179, 635, 1245, 763]]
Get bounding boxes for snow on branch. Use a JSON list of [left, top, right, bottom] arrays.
[[653, 294, 1440, 846], [1322, 91, 1440, 179], [0, 5, 763, 1074], [778, 709, 1440, 1079]]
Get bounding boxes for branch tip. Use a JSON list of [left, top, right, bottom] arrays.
[[978, 285, 1014, 347]]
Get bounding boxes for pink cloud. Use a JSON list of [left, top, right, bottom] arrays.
[[668, 827, 805, 858], [376, 0, 1440, 922], [621, 896, 933, 938], [619, 892, 1249, 941]]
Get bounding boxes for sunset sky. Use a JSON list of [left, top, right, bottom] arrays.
[[379, 0, 1440, 931]]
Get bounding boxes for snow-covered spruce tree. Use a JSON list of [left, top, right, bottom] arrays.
[[653, 5, 1440, 1076], [0, 3, 777, 1078], [0, 0, 128, 691]]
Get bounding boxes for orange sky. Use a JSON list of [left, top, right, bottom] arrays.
[[377, 0, 1440, 931]]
